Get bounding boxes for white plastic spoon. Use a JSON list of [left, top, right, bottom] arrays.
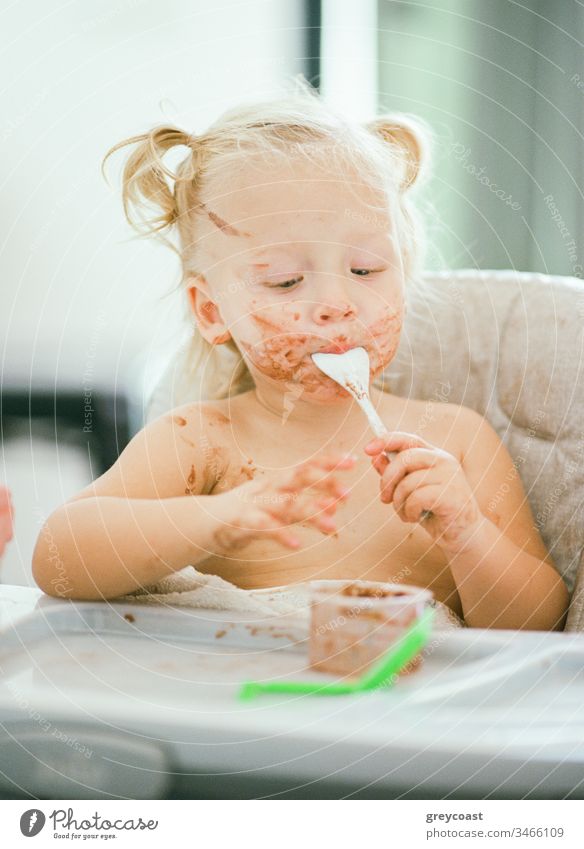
[[311, 346, 395, 450], [311, 346, 432, 520]]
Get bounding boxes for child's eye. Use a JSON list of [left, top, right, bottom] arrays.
[[267, 268, 383, 288], [267, 276, 304, 289]]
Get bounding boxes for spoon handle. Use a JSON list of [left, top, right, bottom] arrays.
[[354, 395, 398, 461], [356, 394, 433, 522]]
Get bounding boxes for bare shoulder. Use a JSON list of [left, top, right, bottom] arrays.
[[432, 402, 556, 565], [420, 400, 502, 461], [390, 395, 475, 461], [68, 400, 232, 502]]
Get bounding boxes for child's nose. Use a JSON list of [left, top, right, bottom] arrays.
[[312, 299, 357, 325]]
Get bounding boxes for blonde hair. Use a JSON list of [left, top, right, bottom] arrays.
[[104, 77, 432, 402]]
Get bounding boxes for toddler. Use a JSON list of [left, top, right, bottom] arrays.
[[33, 82, 568, 629]]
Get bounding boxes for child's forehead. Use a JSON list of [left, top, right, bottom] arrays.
[[203, 154, 390, 222], [198, 204, 394, 264], [196, 157, 394, 262], [199, 181, 392, 257], [221, 167, 385, 212]]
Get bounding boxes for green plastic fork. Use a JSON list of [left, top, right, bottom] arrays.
[[238, 606, 435, 700]]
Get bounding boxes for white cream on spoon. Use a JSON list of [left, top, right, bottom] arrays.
[[311, 346, 433, 520], [311, 346, 397, 457]]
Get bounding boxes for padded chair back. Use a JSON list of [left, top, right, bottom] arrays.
[[384, 269, 584, 628]]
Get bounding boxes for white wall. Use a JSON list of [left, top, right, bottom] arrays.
[[0, 0, 306, 586], [0, 0, 305, 394]]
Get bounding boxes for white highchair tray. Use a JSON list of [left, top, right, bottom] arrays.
[[1, 586, 583, 798]]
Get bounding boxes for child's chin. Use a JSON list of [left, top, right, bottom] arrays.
[[301, 381, 356, 404]]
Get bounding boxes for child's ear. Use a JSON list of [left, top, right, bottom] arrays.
[[185, 273, 231, 345]]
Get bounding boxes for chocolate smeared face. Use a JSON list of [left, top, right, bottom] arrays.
[[193, 155, 406, 404], [237, 308, 403, 403]]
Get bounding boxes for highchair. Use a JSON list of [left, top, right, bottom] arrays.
[[1, 269, 582, 800]]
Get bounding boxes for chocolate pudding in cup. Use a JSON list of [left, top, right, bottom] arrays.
[[308, 580, 433, 679]]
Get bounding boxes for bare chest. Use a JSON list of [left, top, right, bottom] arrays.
[[199, 443, 462, 616]]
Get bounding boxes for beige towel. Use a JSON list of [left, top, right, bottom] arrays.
[[118, 566, 465, 629]]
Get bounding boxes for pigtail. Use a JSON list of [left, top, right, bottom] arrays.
[[102, 126, 196, 247], [366, 114, 431, 190]]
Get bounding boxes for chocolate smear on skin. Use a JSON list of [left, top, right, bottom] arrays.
[[205, 409, 231, 426], [239, 464, 256, 481], [185, 465, 197, 495], [200, 202, 252, 238]]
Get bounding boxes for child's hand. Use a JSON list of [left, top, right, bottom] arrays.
[[364, 433, 483, 552], [209, 453, 356, 554]]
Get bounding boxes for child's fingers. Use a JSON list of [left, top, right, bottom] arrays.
[[274, 488, 342, 530], [315, 495, 343, 514], [281, 457, 355, 496], [397, 485, 439, 524], [257, 504, 335, 545], [268, 527, 302, 549], [304, 513, 338, 535], [245, 511, 302, 549], [392, 469, 437, 514], [365, 432, 434, 456], [380, 448, 438, 503], [371, 453, 390, 476], [266, 482, 346, 535]]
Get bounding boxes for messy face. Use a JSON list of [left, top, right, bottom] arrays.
[[192, 156, 405, 404]]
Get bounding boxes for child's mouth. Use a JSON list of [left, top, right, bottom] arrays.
[[317, 339, 355, 355], [241, 310, 403, 388]]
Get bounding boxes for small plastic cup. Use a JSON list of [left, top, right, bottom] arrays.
[[308, 579, 433, 678]]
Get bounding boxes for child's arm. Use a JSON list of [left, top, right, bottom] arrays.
[[365, 408, 569, 631], [32, 406, 227, 599], [33, 406, 355, 600]]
